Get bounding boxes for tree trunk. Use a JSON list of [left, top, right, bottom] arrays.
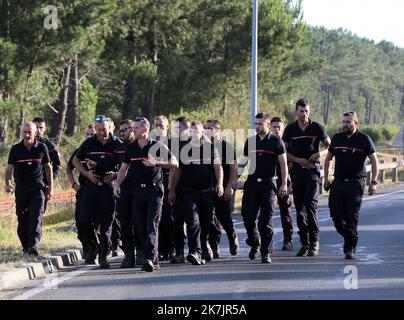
[[145, 81, 157, 120], [50, 62, 72, 145], [122, 75, 136, 119], [0, 117, 9, 143], [66, 55, 79, 136], [221, 91, 228, 120], [1, 0, 10, 38]]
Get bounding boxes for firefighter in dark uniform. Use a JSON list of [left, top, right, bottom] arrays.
[[170, 120, 224, 265], [236, 113, 288, 263], [153, 115, 175, 261], [114, 116, 178, 272], [66, 124, 98, 258], [168, 117, 191, 263], [114, 119, 140, 268], [73, 115, 123, 269], [205, 119, 239, 258], [108, 119, 122, 257], [282, 99, 330, 257], [270, 117, 294, 250], [324, 111, 379, 259], [32, 117, 61, 208], [5, 122, 53, 256]]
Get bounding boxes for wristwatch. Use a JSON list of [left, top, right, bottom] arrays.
[[370, 180, 378, 185]]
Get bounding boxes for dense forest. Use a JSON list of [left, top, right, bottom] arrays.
[[1, 0, 404, 147]]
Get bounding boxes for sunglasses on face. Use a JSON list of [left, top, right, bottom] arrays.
[[95, 116, 111, 122]]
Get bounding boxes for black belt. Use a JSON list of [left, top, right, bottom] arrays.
[[134, 182, 160, 189], [248, 176, 275, 183], [183, 187, 214, 192], [334, 177, 363, 182]]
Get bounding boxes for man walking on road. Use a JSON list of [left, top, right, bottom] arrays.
[[270, 117, 294, 251], [114, 117, 178, 272], [236, 113, 288, 264], [324, 111, 379, 259], [5, 122, 53, 256], [282, 99, 330, 257]]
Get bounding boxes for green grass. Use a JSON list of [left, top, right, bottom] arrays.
[[0, 206, 80, 272]]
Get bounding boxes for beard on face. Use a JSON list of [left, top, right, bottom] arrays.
[[343, 126, 354, 134]]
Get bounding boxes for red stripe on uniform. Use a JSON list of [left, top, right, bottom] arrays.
[[16, 158, 42, 163], [291, 136, 318, 140], [114, 150, 125, 154], [86, 152, 113, 156], [251, 150, 276, 155], [130, 157, 149, 161], [48, 148, 57, 153], [334, 146, 364, 152]]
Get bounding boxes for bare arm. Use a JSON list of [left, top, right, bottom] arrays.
[[168, 167, 182, 204], [5, 164, 14, 193], [368, 153, 379, 195], [44, 162, 53, 199], [73, 156, 101, 184], [323, 152, 334, 191]]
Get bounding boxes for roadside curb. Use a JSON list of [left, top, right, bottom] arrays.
[[0, 249, 83, 291]]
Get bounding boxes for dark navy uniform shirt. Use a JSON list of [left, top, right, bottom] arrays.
[[282, 119, 328, 172], [123, 139, 172, 186], [179, 140, 219, 190], [243, 133, 286, 179], [214, 139, 236, 188], [329, 131, 376, 179], [8, 140, 50, 186], [75, 135, 124, 184], [37, 136, 61, 178]]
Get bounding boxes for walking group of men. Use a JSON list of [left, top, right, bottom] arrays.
[[4, 98, 379, 272]]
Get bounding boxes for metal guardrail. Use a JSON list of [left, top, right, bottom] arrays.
[[318, 157, 404, 193]]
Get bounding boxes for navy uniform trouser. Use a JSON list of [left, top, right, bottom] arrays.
[[78, 183, 115, 259], [329, 179, 365, 250], [182, 189, 215, 255], [15, 184, 45, 250], [75, 188, 98, 255], [241, 179, 276, 255], [116, 186, 139, 255], [209, 195, 237, 249], [276, 178, 293, 242], [132, 184, 163, 264], [290, 169, 320, 246], [158, 178, 174, 256], [172, 193, 186, 256]]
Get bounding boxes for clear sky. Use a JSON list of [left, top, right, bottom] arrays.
[[302, 0, 404, 48]]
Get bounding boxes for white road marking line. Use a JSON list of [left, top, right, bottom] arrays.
[[12, 266, 94, 300]]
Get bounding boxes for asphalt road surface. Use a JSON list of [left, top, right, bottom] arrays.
[[2, 185, 404, 300]]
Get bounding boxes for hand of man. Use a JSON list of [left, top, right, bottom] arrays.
[[308, 152, 320, 163], [113, 185, 121, 198], [142, 156, 158, 167], [216, 184, 224, 197], [299, 158, 315, 169], [323, 179, 331, 192], [103, 171, 116, 183], [86, 170, 102, 184], [278, 183, 287, 198], [368, 183, 377, 196], [168, 191, 176, 205], [5, 185, 14, 194], [224, 185, 233, 202], [46, 188, 53, 200]]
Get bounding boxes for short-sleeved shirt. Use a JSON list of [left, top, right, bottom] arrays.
[[8, 140, 50, 185], [37, 136, 61, 179], [328, 131, 375, 179], [214, 139, 236, 187], [75, 135, 124, 184], [179, 140, 219, 190], [123, 139, 172, 186], [243, 133, 286, 179], [282, 120, 328, 162]]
